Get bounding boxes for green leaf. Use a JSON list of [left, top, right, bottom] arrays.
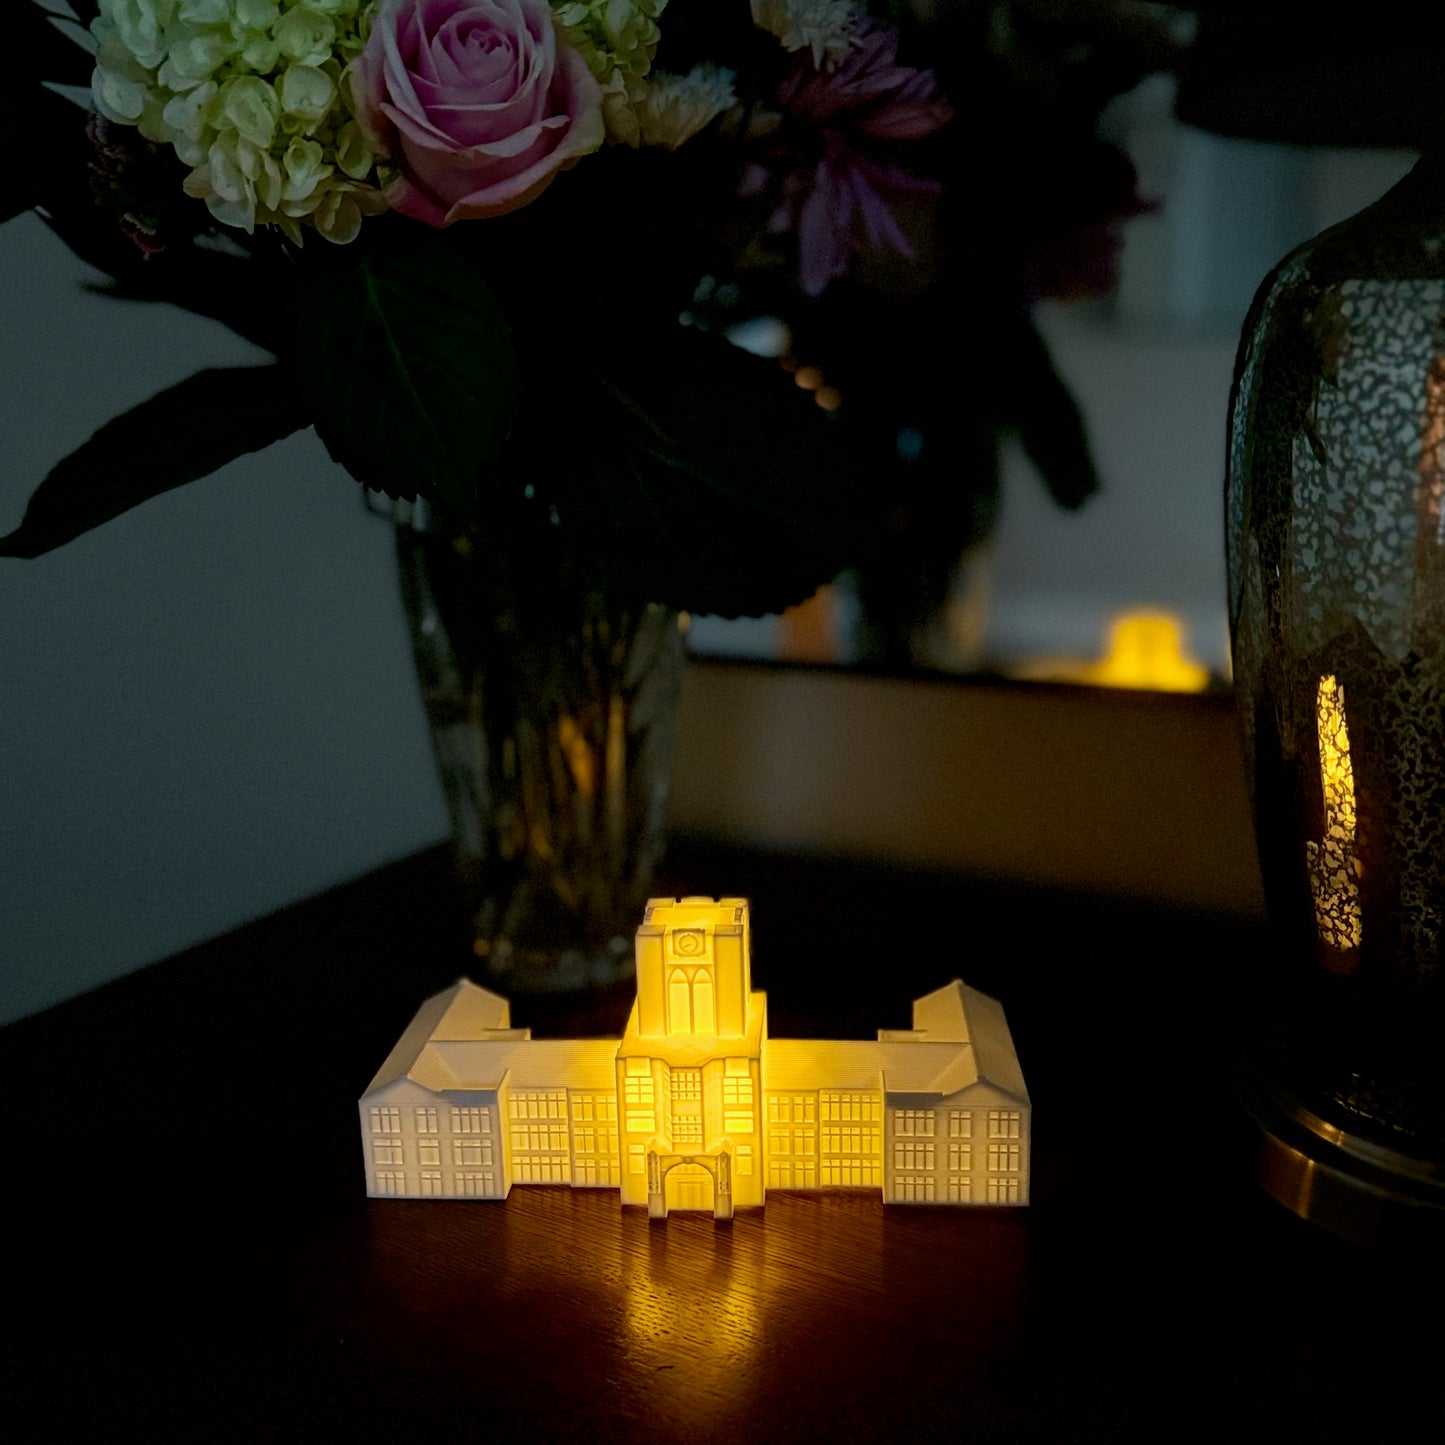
[[0, 366, 307, 558], [539, 327, 874, 618], [996, 315, 1099, 510], [296, 229, 520, 517]]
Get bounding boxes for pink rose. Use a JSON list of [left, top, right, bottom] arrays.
[[354, 0, 605, 225]]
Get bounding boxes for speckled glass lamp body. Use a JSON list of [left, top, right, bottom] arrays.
[[1229, 158, 1445, 1238]]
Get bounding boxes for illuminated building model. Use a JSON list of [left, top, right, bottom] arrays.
[[361, 899, 1030, 1217]]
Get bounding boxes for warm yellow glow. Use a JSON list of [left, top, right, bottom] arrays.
[[669, 969, 692, 1031], [557, 713, 595, 796], [794, 365, 824, 391], [814, 385, 843, 411], [1011, 610, 1209, 692], [621, 1231, 763, 1385], [623, 897, 763, 1217], [693, 972, 715, 1033], [1307, 674, 1362, 953], [364, 898, 1032, 1215], [1317, 675, 1357, 836], [777, 585, 839, 664], [1086, 613, 1210, 692]]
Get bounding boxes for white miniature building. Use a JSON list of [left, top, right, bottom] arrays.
[[361, 898, 1030, 1217]]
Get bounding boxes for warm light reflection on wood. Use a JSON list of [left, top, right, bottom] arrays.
[[361, 1185, 1026, 1434], [1307, 673, 1362, 953]]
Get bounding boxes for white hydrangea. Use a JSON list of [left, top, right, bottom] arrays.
[[551, 0, 667, 147], [90, 0, 385, 243], [751, 0, 857, 70], [635, 64, 737, 150]]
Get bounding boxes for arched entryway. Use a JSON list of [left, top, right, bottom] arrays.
[[666, 1162, 712, 1212], [647, 1149, 733, 1221]]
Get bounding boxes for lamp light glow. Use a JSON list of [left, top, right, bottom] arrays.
[[1306, 673, 1362, 957]]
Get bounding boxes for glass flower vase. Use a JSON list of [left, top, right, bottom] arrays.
[[1228, 155, 1445, 1242], [394, 503, 686, 993]]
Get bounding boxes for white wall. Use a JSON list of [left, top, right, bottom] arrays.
[[1, 212, 449, 1024], [986, 315, 1240, 674], [980, 127, 1418, 679]]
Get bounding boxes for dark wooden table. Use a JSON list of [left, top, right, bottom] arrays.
[[4, 841, 1443, 1442]]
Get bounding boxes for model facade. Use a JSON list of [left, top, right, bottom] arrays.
[[361, 898, 1030, 1218]]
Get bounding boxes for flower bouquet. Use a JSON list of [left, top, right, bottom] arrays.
[[5, 0, 1169, 985], [6, 0, 969, 596]]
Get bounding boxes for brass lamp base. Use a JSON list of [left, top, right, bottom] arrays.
[[1239, 1057, 1445, 1253]]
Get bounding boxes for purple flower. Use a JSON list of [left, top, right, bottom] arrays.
[[784, 136, 940, 295], [767, 20, 952, 294], [776, 20, 953, 140]]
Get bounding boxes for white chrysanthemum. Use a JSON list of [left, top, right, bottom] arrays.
[[91, 0, 384, 242], [751, 0, 856, 70], [635, 64, 737, 150], [552, 0, 666, 145]]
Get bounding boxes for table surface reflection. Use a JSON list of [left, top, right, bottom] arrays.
[[2, 842, 1442, 1442]]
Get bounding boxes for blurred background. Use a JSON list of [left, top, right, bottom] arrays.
[[0, 1, 1423, 1023], [692, 108, 1415, 683]]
